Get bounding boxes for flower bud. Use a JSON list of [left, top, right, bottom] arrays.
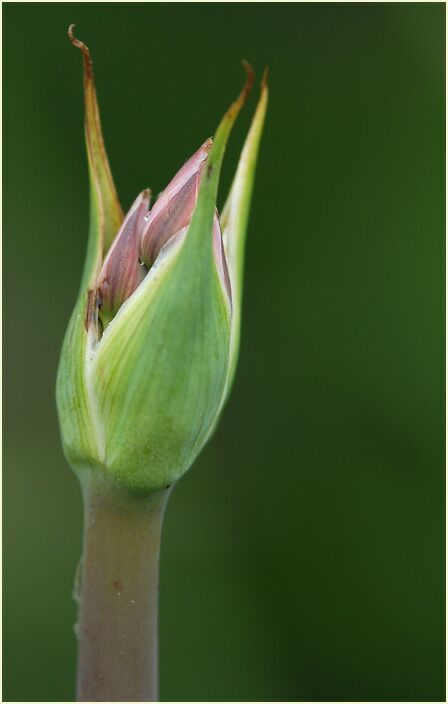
[[56, 28, 268, 491]]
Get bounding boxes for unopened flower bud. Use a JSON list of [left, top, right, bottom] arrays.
[[56, 29, 268, 491]]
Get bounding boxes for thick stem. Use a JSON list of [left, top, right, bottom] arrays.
[[75, 475, 170, 702]]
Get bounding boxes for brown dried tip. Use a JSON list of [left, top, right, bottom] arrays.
[[68, 24, 93, 77], [226, 60, 254, 121], [240, 60, 255, 101], [261, 66, 269, 91]]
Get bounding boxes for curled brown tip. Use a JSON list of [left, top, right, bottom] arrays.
[[225, 61, 254, 121], [261, 66, 269, 91], [68, 24, 93, 76]]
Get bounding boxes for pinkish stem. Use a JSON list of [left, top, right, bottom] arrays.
[[75, 475, 170, 702]]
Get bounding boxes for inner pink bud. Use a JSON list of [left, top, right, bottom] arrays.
[[140, 140, 211, 266], [98, 189, 150, 324], [139, 139, 231, 302]]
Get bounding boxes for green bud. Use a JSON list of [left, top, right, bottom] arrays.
[[56, 28, 268, 492]]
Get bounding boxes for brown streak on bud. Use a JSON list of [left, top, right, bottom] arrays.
[[84, 289, 97, 332]]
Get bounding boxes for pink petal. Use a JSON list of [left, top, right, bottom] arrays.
[[98, 189, 150, 322], [140, 140, 211, 266]]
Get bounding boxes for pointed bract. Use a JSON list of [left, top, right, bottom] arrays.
[[221, 71, 268, 396], [68, 25, 124, 290]]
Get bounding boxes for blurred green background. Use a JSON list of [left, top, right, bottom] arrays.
[[3, 3, 445, 701]]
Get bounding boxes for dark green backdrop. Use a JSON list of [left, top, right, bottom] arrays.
[[3, 3, 445, 701]]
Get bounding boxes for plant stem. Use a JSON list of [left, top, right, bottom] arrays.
[[75, 475, 170, 702]]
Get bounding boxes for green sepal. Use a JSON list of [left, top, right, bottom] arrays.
[[221, 72, 269, 396], [56, 27, 123, 472]]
